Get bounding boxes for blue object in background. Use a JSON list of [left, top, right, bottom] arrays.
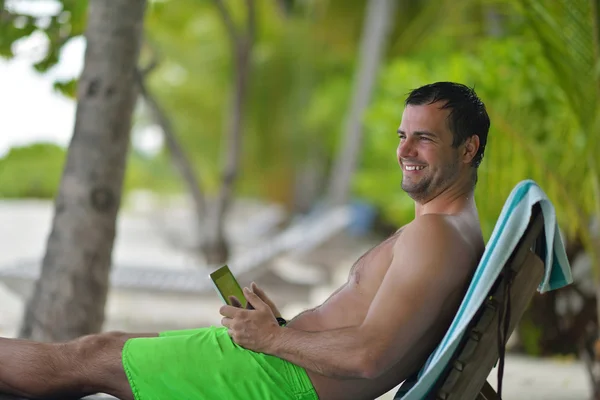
[[348, 201, 377, 236]]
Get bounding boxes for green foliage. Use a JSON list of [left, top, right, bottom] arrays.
[[515, 0, 600, 274], [143, 0, 233, 192], [358, 36, 582, 238], [0, 143, 66, 198], [0, 143, 177, 199], [1, 0, 88, 69], [1, 0, 88, 98], [123, 146, 190, 195], [53, 78, 78, 98], [518, 317, 543, 356], [142, 0, 365, 204], [3, 0, 598, 252], [0, 7, 37, 58]]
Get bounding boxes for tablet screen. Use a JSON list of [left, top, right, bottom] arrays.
[[209, 265, 247, 307]]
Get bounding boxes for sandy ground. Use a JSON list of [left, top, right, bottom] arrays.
[[377, 354, 591, 399]]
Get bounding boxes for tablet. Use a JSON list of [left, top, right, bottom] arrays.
[[209, 265, 248, 307]]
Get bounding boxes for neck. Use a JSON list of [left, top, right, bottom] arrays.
[[414, 178, 476, 217]]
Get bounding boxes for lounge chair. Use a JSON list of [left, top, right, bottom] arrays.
[[394, 180, 573, 399]]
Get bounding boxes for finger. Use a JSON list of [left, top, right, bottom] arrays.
[[251, 282, 280, 316], [251, 282, 266, 298], [219, 305, 239, 318], [229, 296, 242, 308], [243, 287, 268, 312], [252, 282, 274, 304], [221, 317, 232, 328]]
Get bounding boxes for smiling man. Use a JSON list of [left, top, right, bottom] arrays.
[[0, 82, 490, 400]]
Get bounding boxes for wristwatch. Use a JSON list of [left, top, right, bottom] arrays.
[[276, 317, 287, 327]]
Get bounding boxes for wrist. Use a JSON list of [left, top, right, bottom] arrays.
[[269, 324, 289, 355]]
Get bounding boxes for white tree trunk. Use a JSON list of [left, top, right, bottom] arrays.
[[202, 0, 255, 265], [328, 0, 397, 205], [20, 0, 147, 341]]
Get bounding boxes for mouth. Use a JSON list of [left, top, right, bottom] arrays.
[[402, 164, 426, 172]]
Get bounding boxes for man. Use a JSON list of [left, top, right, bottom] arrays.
[[0, 81, 489, 400]]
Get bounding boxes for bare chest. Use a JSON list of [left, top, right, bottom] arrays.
[[348, 231, 400, 287]]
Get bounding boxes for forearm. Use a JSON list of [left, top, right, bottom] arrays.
[[270, 326, 369, 379]]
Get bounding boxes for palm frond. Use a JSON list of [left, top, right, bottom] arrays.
[[520, 0, 597, 126]]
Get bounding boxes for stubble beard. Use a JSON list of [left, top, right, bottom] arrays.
[[402, 173, 433, 202], [401, 155, 461, 203]]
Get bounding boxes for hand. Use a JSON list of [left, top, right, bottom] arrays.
[[228, 295, 253, 309], [220, 287, 281, 353], [249, 282, 282, 318], [228, 282, 281, 318]]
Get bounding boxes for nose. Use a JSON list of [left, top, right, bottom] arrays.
[[397, 136, 417, 159]]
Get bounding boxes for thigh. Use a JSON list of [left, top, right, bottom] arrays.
[[121, 326, 307, 400]]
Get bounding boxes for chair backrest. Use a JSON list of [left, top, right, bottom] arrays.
[[430, 204, 546, 399]]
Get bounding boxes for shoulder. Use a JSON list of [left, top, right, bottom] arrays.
[[391, 214, 471, 274], [394, 214, 461, 250]]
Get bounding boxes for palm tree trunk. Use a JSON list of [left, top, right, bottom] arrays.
[[327, 0, 397, 206], [19, 0, 147, 341]]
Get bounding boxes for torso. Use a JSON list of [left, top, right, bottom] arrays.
[[287, 214, 484, 400]]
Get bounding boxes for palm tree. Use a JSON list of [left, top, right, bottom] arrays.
[[510, 0, 600, 394], [20, 0, 147, 341]]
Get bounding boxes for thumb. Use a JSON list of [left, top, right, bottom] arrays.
[[229, 296, 243, 308]]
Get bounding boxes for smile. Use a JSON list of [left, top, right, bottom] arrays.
[[404, 165, 426, 171]]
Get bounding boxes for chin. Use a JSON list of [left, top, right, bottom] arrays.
[[402, 182, 431, 201]]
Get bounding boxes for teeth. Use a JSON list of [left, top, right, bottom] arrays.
[[405, 165, 425, 171]]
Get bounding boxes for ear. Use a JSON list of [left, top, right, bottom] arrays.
[[462, 135, 480, 165]]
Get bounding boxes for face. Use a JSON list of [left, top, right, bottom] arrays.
[[396, 102, 463, 202]]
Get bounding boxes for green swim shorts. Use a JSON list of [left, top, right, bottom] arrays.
[[121, 326, 319, 400]]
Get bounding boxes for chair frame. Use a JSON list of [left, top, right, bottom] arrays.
[[429, 204, 546, 400]]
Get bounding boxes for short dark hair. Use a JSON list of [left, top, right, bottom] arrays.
[[405, 82, 490, 168]]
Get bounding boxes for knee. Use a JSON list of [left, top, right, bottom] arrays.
[[72, 331, 127, 362], [68, 332, 129, 394]]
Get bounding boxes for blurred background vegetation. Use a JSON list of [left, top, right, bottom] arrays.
[[1, 0, 599, 392], [2, 0, 597, 239]]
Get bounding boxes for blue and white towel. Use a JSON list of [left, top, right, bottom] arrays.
[[395, 179, 573, 399]]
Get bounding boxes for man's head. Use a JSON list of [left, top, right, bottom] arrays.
[[397, 82, 489, 202]]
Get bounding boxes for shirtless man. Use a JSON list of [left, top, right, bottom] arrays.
[[0, 81, 489, 400]]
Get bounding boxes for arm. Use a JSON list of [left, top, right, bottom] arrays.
[[271, 325, 365, 379], [268, 217, 468, 379], [228, 288, 364, 379]]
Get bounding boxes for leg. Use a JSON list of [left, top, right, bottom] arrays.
[[0, 332, 156, 400]]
